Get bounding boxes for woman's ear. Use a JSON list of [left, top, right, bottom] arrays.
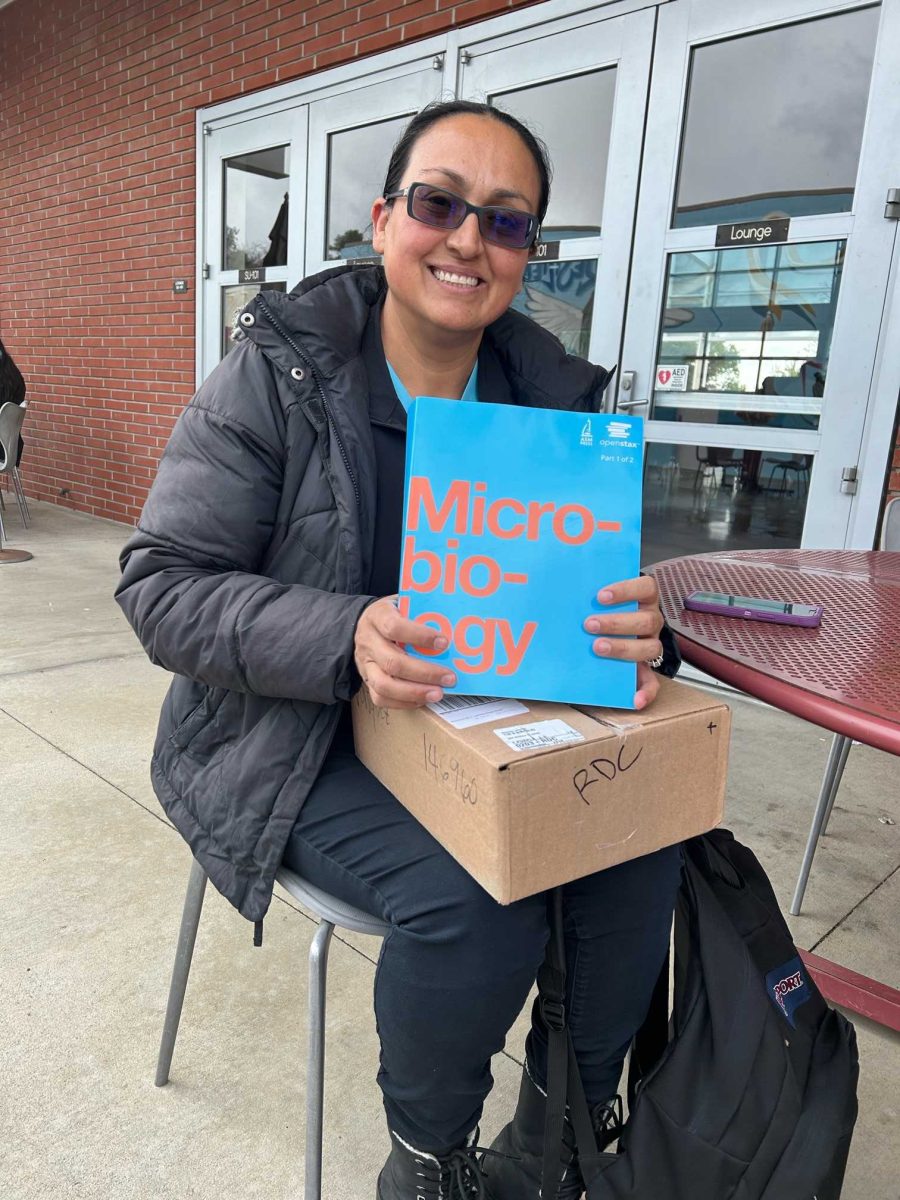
[[371, 198, 390, 255]]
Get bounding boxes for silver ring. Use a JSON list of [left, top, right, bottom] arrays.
[[645, 651, 665, 670]]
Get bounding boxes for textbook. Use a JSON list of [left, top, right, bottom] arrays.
[[398, 397, 644, 708]]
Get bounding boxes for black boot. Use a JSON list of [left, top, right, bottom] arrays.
[[377, 1126, 497, 1199], [481, 1066, 581, 1199], [482, 1066, 623, 1200]]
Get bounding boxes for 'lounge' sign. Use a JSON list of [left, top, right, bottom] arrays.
[[715, 218, 790, 248]]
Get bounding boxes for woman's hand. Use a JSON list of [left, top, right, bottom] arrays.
[[354, 596, 457, 709], [583, 576, 665, 710]]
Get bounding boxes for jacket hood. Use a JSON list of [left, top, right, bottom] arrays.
[[238, 264, 613, 413]]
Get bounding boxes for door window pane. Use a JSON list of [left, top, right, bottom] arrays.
[[653, 240, 844, 429], [642, 442, 812, 566], [326, 115, 408, 259], [674, 7, 879, 228], [491, 69, 616, 239], [510, 259, 596, 356], [222, 282, 286, 358], [224, 147, 290, 270]]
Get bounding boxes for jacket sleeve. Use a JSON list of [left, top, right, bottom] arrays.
[[115, 352, 375, 705]]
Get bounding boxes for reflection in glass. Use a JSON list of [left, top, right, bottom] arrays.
[[224, 147, 290, 270], [327, 115, 409, 259], [674, 6, 879, 228], [510, 259, 596, 355], [642, 441, 812, 566], [492, 69, 616, 239], [222, 282, 287, 358], [654, 241, 844, 428]]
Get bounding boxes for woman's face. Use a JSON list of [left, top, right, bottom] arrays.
[[372, 114, 541, 346]]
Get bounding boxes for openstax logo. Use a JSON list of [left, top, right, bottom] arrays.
[[608, 421, 632, 439]]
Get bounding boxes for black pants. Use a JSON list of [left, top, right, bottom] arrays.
[[282, 728, 681, 1154]]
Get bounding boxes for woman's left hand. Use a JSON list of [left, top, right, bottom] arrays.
[[583, 575, 665, 710]]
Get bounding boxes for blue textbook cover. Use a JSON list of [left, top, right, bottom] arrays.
[[398, 397, 644, 708]]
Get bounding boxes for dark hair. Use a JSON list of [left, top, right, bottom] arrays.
[[381, 100, 552, 227]]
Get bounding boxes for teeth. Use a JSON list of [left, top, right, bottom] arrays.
[[432, 268, 480, 287]]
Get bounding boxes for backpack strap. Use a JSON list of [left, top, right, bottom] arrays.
[[538, 889, 604, 1196]]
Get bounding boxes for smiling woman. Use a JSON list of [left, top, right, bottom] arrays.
[[115, 98, 681, 1200]]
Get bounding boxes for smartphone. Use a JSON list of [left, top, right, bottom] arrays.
[[683, 590, 824, 627]]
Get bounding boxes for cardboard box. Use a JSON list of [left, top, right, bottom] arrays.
[[352, 678, 730, 903]]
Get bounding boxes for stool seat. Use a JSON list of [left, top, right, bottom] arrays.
[[276, 866, 391, 938]]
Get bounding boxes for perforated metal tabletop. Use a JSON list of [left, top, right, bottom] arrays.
[[647, 550, 900, 755]]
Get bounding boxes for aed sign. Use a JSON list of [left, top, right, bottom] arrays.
[[655, 364, 689, 392], [715, 218, 790, 247]]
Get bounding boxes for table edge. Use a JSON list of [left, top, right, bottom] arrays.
[[678, 638, 900, 756]]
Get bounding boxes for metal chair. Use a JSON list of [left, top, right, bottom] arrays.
[[0, 400, 30, 537], [761, 454, 811, 498], [155, 857, 391, 1200], [789, 499, 900, 914], [880, 494, 900, 553], [693, 446, 743, 492]]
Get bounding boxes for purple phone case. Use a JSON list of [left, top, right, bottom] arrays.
[[682, 591, 823, 627]]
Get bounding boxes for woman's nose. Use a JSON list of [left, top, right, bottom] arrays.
[[444, 211, 483, 256]]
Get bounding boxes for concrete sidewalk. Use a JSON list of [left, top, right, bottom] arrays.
[[1, 501, 897, 1199]]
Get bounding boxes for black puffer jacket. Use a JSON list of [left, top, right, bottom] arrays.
[[116, 265, 615, 921]]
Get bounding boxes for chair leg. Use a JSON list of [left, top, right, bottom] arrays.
[[155, 858, 208, 1086], [13, 468, 29, 525], [306, 919, 335, 1200], [790, 734, 852, 916]]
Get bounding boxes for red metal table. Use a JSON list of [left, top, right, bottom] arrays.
[[646, 549, 900, 1031]]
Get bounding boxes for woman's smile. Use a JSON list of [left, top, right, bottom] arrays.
[[428, 264, 484, 290]]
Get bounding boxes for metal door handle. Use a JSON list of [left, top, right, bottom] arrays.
[[617, 396, 649, 410]]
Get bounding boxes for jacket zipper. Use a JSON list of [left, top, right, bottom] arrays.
[[255, 295, 361, 512]]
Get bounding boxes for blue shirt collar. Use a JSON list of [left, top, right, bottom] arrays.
[[386, 358, 479, 411]]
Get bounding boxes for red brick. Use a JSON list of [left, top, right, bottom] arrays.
[[345, 12, 389, 40], [452, 0, 510, 24], [311, 0, 347, 25], [356, 0, 404, 19], [315, 43, 357, 69], [390, 0, 437, 23], [302, 27, 343, 54], [356, 25, 401, 56], [399, 10, 448, 40]]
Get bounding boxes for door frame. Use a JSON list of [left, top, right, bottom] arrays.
[[617, 0, 898, 548]]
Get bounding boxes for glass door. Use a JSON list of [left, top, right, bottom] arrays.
[[200, 108, 308, 381], [305, 67, 443, 275], [458, 7, 655, 369], [617, 0, 898, 563]]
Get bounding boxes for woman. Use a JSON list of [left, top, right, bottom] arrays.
[[0, 334, 26, 467], [116, 101, 681, 1199]]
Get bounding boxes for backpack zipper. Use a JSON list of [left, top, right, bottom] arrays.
[[255, 294, 361, 512]]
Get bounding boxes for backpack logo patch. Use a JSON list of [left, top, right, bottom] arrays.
[[765, 955, 812, 1028]]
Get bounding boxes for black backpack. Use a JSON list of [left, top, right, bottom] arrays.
[[539, 828, 859, 1200]]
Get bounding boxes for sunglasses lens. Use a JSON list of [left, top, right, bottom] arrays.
[[482, 208, 533, 249], [407, 184, 535, 249], [410, 185, 463, 228]]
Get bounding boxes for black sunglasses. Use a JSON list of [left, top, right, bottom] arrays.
[[384, 182, 539, 250]]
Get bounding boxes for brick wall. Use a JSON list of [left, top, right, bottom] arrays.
[[0, 0, 542, 525]]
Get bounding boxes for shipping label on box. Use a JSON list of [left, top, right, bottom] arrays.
[[352, 679, 731, 904], [398, 397, 644, 708]]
